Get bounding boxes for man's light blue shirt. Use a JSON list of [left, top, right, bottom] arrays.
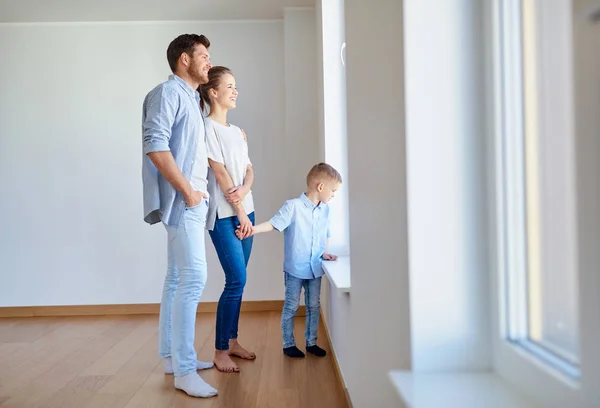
[[142, 75, 205, 226], [269, 193, 332, 280]]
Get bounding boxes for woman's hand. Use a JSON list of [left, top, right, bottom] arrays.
[[237, 210, 253, 239], [226, 186, 248, 205], [235, 225, 254, 240]]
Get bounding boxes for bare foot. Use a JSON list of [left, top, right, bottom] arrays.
[[228, 339, 256, 360], [213, 350, 239, 373]]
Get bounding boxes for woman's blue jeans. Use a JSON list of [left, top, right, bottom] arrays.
[[209, 212, 254, 350]]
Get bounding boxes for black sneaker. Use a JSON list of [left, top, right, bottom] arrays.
[[283, 346, 306, 358], [306, 345, 327, 357]]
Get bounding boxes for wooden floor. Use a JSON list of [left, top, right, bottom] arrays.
[[0, 312, 348, 408]]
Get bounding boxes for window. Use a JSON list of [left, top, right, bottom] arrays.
[[495, 0, 579, 377], [320, 0, 349, 257]]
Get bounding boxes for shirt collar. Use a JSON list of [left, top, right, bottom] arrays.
[[300, 193, 323, 209], [169, 74, 199, 99]]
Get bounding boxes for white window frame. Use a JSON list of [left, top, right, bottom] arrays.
[[487, 0, 600, 406], [320, 0, 350, 258], [494, 0, 580, 377]]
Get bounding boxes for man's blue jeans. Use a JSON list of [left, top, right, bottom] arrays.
[[158, 199, 209, 377]]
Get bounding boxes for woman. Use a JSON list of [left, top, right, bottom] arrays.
[[200, 66, 256, 373]]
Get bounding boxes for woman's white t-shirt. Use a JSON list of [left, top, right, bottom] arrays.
[[205, 118, 254, 230]]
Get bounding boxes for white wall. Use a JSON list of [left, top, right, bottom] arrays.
[[0, 0, 316, 22], [571, 2, 600, 406], [283, 8, 319, 197], [0, 18, 317, 306], [404, 0, 490, 371], [319, 1, 412, 407]]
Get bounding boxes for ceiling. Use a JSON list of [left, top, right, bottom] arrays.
[[0, 0, 315, 23]]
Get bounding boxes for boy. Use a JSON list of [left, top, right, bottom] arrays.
[[236, 163, 341, 358]]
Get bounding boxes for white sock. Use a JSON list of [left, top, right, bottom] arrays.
[[164, 356, 214, 374], [174, 372, 218, 398]]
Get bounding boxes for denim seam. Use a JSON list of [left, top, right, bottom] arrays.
[[305, 279, 311, 345]]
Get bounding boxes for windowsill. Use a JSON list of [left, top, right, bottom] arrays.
[[389, 371, 537, 408], [322, 256, 351, 294]]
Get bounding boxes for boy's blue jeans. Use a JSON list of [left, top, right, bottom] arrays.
[[158, 199, 209, 377], [209, 212, 255, 351], [281, 272, 322, 348]]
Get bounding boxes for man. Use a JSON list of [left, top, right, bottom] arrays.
[[142, 34, 216, 398]]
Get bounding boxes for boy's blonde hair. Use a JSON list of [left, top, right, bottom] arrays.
[[306, 163, 342, 186]]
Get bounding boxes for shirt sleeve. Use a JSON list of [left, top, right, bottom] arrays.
[[269, 201, 295, 232], [206, 120, 224, 163], [142, 86, 177, 154]]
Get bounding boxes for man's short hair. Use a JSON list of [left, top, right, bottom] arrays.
[[166, 34, 210, 73]]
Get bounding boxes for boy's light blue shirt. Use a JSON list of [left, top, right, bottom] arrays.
[[142, 74, 205, 226], [269, 193, 332, 280]]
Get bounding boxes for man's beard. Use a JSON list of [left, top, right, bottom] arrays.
[[189, 67, 207, 85]]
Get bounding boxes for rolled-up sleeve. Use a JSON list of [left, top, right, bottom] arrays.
[[269, 201, 294, 232], [143, 86, 177, 154]]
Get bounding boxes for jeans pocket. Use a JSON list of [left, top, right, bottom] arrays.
[[184, 198, 208, 229], [185, 197, 207, 210]]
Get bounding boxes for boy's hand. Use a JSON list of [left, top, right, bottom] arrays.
[[322, 253, 338, 261], [235, 225, 254, 240], [234, 228, 243, 240]]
